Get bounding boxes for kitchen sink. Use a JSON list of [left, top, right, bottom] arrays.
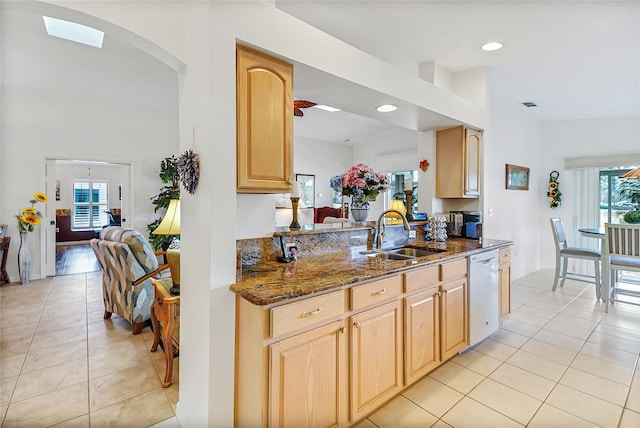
[[388, 247, 441, 257], [364, 252, 415, 261]]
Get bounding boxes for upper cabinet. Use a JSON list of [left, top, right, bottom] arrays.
[[436, 126, 482, 199], [236, 45, 293, 193]]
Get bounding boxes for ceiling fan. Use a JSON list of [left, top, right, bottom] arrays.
[[294, 100, 316, 117]]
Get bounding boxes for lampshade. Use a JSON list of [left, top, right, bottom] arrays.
[[619, 167, 640, 178], [153, 199, 181, 235], [387, 199, 407, 224]]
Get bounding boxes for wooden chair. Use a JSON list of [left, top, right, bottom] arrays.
[[602, 223, 640, 312], [550, 218, 601, 299]]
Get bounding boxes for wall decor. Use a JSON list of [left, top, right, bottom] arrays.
[[547, 171, 562, 208], [419, 158, 430, 172], [177, 149, 200, 194], [505, 164, 530, 190], [55, 180, 61, 201], [295, 173, 315, 208]]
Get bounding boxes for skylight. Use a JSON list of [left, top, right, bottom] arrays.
[[314, 104, 341, 113], [43, 16, 104, 48]]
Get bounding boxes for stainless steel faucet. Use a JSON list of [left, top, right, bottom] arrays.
[[375, 209, 410, 249]]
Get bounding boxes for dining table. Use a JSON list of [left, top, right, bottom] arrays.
[[578, 227, 605, 240]]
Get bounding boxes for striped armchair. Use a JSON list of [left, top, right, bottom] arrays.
[[90, 227, 169, 334]]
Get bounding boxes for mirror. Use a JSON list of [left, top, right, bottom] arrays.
[[387, 170, 418, 218], [295, 173, 315, 208]]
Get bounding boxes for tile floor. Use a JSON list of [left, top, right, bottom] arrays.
[[2, 269, 640, 427], [0, 272, 179, 427]]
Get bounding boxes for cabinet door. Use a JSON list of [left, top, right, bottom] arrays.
[[236, 45, 293, 193], [404, 287, 440, 386], [350, 301, 403, 422], [464, 128, 481, 197], [440, 279, 468, 361], [499, 262, 511, 323], [269, 321, 347, 428]]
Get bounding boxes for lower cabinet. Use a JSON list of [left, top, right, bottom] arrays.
[[499, 247, 512, 323], [269, 321, 347, 428], [440, 278, 468, 361], [350, 300, 403, 422], [404, 286, 440, 385]]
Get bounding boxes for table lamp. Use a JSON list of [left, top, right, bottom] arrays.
[[153, 199, 181, 294], [387, 199, 407, 224]]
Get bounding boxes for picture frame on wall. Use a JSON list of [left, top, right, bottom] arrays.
[[505, 164, 530, 190]]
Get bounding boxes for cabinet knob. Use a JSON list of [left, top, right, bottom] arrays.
[[339, 326, 345, 334], [354, 321, 361, 328], [300, 308, 321, 318], [437, 291, 442, 297]]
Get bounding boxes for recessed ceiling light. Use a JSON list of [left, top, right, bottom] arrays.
[[314, 104, 341, 112], [43, 16, 104, 48], [481, 42, 503, 51], [376, 104, 398, 113]]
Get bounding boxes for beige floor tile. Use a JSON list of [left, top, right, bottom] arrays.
[[552, 312, 600, 330], [452, 349, 502, 376], [0, 353, 25, 379], [514, 304, 558, 320], [401, 376, 463, 417], [89, 363, 162, 411], [520, 338, 578, 366], [89, 339, 153, 379], [499, 318, 540, 337], [22, 338, 87, 373], [88, 388, 174, 427], [488, 329, 529, 348], [506, 349, 568, 382], [368, 394, 437, 427], [596, 322, 640, 342], [0, 336, 30, 359], [488, 363, 556, 401], [12, 358, 88, 402], [441, 396, 522, 427], [560, 306, 605, 322], [153, 416, 182, 428], [571, 353, 635, 386], [472, 338, 518, 361], [1, 404, 7, 423], [163, 380, 180, 411], [50, 413, 90, 427], [0, 309, 43, 329], [29, 324, 87, 352], [40, 304, 87, 322], [532, 329, 585, 351], [545, 383, 623, 427], [527, 403, 599, 427], [559, 367, 630, 406], [0, 376, 17, 406], [626, 384, 640, 413], [620, 409, 640, 428], [579, 341, 638, 368], [35, 311, 87, 334], [1, 322, 38, 342], [587, 331, 640, 354], [88, 328, 146, 355], [468, 378, 542, 425], [431, 421, 453, 428], [508, 311, 550, 328], [428, 361, 484, 394], [2, 382, 88, 427]]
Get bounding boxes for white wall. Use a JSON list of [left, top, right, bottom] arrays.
[[539, 117, 640, 270]]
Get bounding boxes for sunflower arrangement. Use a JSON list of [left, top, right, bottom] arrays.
[[16, 192, 49, 233], [547, 171, 562, 208]]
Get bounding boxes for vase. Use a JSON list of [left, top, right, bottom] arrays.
[[18, 232, 31, 285], [351, 195, 370, 225]]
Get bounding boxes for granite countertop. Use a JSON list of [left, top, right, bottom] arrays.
[[230, 238, 513, 306]]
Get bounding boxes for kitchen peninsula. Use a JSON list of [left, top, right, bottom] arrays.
[[231, 227, 513, 427]]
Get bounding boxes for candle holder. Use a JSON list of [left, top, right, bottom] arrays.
[[289, 197, 301, 230], [404, 189, 414, 221]]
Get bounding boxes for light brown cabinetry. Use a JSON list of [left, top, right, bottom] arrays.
[[236, 45, 293, 193], [440, 277, 468, 360], [499, 247, 512, 323], [269, 320, 347, 428], [436, 125, 482, 198], [350, 300, 403, 422], [404, 286, 440, 385]]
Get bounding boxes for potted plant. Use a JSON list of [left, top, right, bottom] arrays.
[[147, 156, 180, 249]]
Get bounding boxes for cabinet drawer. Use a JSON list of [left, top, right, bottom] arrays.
[[404, 265, 439, 294], [440, 258, 467, 282], [270, 290, 345, 338], [351, 275, 403, 311], [499, 248, 511, 264]]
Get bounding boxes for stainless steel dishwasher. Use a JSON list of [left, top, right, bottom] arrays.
[[468, 250, 500, 346]]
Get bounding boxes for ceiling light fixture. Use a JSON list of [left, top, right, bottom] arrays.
[[481, 42, 503, 52], [522, 102, 538, 108], [314, 104, 341, 112], [43, 16, 104, 48], [376, 104, 398, 113]]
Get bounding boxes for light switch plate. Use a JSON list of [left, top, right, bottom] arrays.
[[408, 230, 417, 238]]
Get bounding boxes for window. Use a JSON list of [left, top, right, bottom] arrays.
[[599, 167, 638, 225], [73, 181, 108, 230]]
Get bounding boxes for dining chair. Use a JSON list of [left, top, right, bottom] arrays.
[[602, 222, 640, 312], [550, 218, 601, 299]]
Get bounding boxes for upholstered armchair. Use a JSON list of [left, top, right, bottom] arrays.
[[90, 226, 170, 334]]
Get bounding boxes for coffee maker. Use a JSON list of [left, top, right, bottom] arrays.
[[448, 211, 482, 239]]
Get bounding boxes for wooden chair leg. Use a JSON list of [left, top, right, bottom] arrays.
[[133, 321, 145, 335], [150, 305, 161, 352], [103, 310, 112, 320]]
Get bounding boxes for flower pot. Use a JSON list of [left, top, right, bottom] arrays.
[[18, 232, 31, 284], [351, 195, 370, 225]]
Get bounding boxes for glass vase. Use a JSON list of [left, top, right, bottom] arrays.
[[351, 195, 370, 225], [18, 232, 31, 285]]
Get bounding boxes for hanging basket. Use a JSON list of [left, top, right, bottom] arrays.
[[547, 171, 562, 208]]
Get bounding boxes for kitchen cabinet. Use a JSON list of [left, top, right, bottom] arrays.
[[350, 300, 403, 422], [236, 45, 293, 193], [440, 277, 468, 360], [269, 320, 347, 427], [436, 125, 482, 198], [404, 285, 440, 385], [499, 247, 512, 323]]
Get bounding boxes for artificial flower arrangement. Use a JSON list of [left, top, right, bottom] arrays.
[[16, 192, 49, 233], [330, 163, 390, 202], [547, 171, 562, 208]]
